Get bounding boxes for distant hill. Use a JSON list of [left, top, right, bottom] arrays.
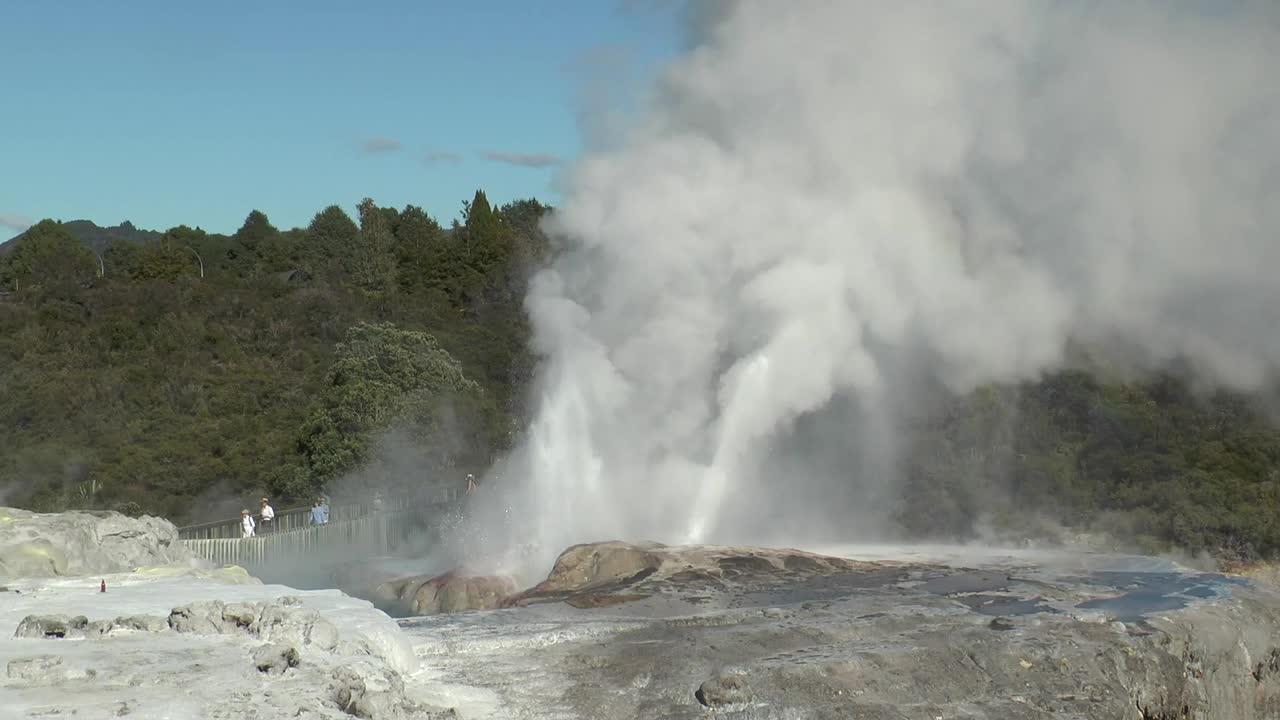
[[1, 219, 163, 255]]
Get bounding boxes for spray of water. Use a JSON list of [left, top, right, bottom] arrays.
[[464, 0, 1280, 574]]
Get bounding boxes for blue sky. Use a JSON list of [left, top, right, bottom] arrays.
[[0, 1, 681, 237]]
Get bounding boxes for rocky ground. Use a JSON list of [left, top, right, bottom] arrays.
[[393, 542, 1280, 720], [0, 571, 454, 719], [0, 508, 451, 720], [5, 508, 1280, 719]]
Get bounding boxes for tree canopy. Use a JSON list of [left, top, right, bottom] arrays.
[[284, 321, 489, 498], [0, 220, 99, 290]]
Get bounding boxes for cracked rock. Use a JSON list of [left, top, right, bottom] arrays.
[[168, 601, 229, 634], [7, 655, 66, 682], [252, 603, 339, 651], [252, 642, 301, 675], [331, 661, 425, 720], [221, 602, 259, 629]]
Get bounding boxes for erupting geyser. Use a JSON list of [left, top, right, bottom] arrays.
[[461, 0, 1280, 573]]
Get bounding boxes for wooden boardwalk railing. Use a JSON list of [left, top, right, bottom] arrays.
[[181, 508, 433, 568], [177, 487, 462, 541]]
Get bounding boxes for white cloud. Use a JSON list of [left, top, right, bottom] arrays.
[[361, 136, 402, 153], [422, 150, 463, 165], [479, 150, 562, 168], [0, 214, 32, 234]]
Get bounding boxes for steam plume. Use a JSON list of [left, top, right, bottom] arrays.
[[474, 0, 1280, 569]]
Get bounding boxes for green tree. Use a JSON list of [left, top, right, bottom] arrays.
[[160, 225, 209, 278], [288, 322, 486, 496], [393, 205, 446, 295], [303, 205, 359, 271], [233, 210, 278, 257], [497, 198, 553, 300], [133, 242, 198, 282], [0, 220, 98, 290], [461, 189, 509, 269], [350, 198, 398, 293], [102, 239, 144, 280]]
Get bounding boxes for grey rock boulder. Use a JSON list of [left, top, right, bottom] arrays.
[[531, 541, 664, 594], [168, 601, 231, 634], [16, 613, 175, 640], [696, 670, 753, 707], [14, 614, 89, 639], [252, 603, 340, 651], [221, 602, 258, 629], [0, 506, 192, 578], [331, 660, 433, 720], [252, 642, 301, 675], [0, 538, 70, 577], [502, 540, 886, 610]]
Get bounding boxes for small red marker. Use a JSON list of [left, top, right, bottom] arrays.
[[100, 579, 106, 593]]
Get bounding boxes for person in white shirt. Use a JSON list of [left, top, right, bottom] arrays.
[[240, 509, 255, 538], [259, 498, 275, 533]]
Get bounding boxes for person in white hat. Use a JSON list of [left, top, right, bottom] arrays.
[[259, 498, 275, 534], [240, 509, 256, 538]]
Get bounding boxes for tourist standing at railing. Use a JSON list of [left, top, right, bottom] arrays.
[[240, 509, 255, 538], [310, 498, 329, 526], [259, 498, 275, 534]]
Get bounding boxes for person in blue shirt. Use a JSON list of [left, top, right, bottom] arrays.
[[310, 498, 329, 526]]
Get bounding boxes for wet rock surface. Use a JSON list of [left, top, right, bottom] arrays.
[[403, 543, 1280, 720], [362, 541, 885, 618], [0, 506, 193, 578], [375, 571, 519, 615], [501, 540, 884, 609]]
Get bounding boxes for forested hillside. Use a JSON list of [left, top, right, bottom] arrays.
[[900, 375, 1280, 560], [0, 191, 549, 522], [0, 194, 1276, 560]]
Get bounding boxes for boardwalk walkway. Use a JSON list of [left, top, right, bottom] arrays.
[[182, 511, 413, 567], [178, 488, 462, 568], [177, 487, 461, 541]]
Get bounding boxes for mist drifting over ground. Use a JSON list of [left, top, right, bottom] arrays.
[[458, 0, 1280, 574]]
